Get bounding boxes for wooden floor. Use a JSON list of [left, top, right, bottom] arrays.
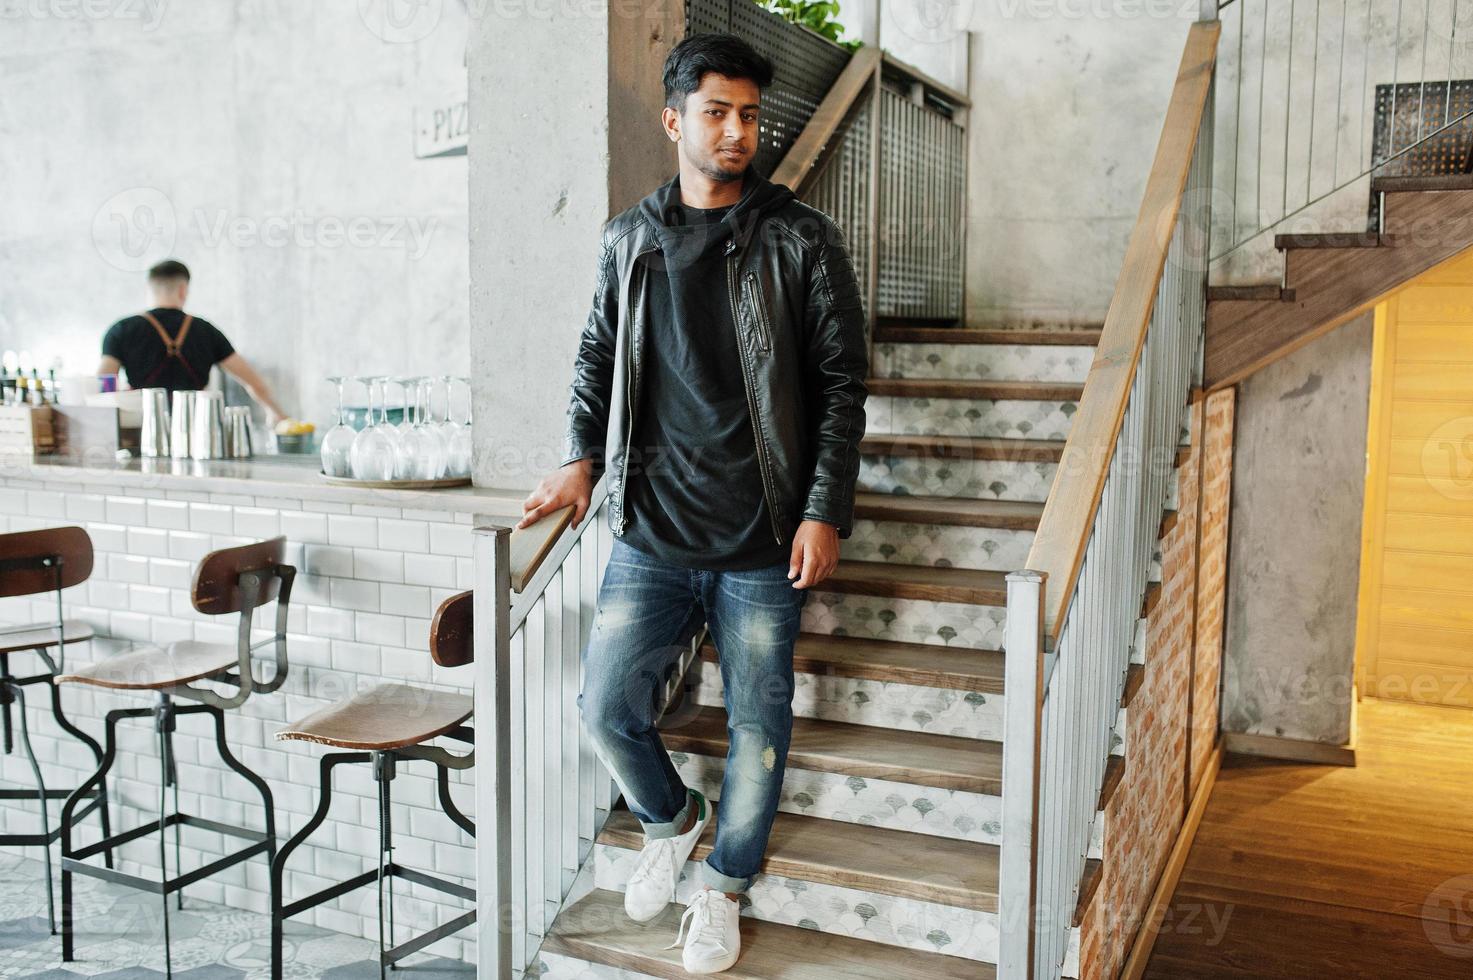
[[1144, 698, 1473, 978]]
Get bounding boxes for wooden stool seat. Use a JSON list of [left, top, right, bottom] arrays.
[[0, 619, 94, 656], [276, 683, 473, 752], [56, 641, 238, 691]]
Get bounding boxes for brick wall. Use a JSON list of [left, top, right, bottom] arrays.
[[0, 475, 481, 962], [1077, 388, 1236, 979]]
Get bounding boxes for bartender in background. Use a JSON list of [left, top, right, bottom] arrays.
[[98, 259, 286, 424]]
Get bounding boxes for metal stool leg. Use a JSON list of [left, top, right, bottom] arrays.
[[48, 680, 112, 869], [154, 695, 174, 979], [271, 751, 372, 980], [62, 705, 144, 963], [9, 680, 56, 934], [373, 751, 397, 980]]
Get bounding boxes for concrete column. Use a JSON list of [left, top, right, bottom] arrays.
[[467, 1, 681, 491]]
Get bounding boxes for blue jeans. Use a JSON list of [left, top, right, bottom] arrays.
[[577, 535, 809, 894]]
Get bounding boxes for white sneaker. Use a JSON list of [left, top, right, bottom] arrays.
[[623, 789, 710, 923], [664, 887, 741, 974]]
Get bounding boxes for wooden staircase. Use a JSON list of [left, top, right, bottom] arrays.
[[532, 320, 1143, 978], [1204, 174, 1473, 388]]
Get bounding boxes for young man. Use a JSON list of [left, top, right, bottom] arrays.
[[99, 259, 287, 423], [517, 33, 868, 975]]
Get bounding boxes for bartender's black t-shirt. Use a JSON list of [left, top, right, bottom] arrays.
[[620, 203, 790, 572], [102, 309, 235, 392]]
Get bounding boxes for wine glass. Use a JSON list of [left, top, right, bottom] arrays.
[[320, 376, 356, 477], [402, 377, 447, 480], [392, 376, 416, 439], [349, 377, 397, 481], [447, 376, 472, 478]]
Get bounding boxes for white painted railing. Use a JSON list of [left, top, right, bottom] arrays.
[[998, 18, 1218, 979], [473, 479, 618, 978]]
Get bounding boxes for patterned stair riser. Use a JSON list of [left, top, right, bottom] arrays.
[[859, 455, 1058, 503], [842, 519, 1034, 572], [593, 844, 999, 964], [873, 342, 1094, 383], [865, 395, 1078, 441], [691, 659, 1003, 741], [531, 950, 660, 979], [805, 592, 1007, 652], [668, 749, 1001, 845]]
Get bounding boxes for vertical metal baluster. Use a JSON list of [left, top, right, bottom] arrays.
[[524, 600, 545, 942], [510, 625, 528, 968], [473, 525, 512, 980], [562, 544, 582, 890]]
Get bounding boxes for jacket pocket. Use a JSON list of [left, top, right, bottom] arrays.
[[742, 271, 773, 354]]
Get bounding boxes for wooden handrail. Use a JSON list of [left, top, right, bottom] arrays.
[[771, 45, 881, 194], [880, 50, 970, 112], [1024, 21, 1220, 647]]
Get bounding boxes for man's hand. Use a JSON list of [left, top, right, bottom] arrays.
[[517, 458, 594, 530], [788, 520, 840, 589]]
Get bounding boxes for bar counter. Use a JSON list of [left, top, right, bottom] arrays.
[[0, 450, 515, 963], [2, 451, 526, 520]]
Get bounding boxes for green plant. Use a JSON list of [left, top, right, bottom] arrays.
[[754, 0, 863, 51]]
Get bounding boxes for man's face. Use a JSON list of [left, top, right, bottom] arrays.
[[669, 72, 761, 182]]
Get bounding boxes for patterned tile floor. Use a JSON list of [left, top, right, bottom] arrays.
[[0, 854, 472, 979]]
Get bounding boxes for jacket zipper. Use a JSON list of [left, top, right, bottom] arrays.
[[619, 245, 659, 529], [728, 249, 785, 547], [742, 271, 772, 354]]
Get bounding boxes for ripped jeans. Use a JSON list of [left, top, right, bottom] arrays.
[[576, 535, 809, 894]]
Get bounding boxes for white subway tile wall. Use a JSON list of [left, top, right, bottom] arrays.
[[0, 478, 481, 963]]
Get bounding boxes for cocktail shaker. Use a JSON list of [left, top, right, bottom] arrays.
[[169, 391, 193, 459], [190, 390, 226, 460], [223, 406, 253, 458], [140, 388, 170, 457]]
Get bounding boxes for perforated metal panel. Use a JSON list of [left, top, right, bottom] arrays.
[[683, 0, 852, 176], [876, 87, 965, 321], [804, 99, 874, 324], [1368, 80, 1473, 229]]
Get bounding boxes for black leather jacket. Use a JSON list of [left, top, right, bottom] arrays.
[[559, 167, 869, 545]]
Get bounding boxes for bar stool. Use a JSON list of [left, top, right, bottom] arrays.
[[271, 590, 474, 980], [57, 535, 295, 978], [0, 526, 113, 934]]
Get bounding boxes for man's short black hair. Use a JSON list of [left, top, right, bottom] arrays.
[[148, 259, 190, 283], [663, 33, 775, 114]]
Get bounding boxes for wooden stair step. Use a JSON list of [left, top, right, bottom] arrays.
[[1142, 580, 1163, 619], [659, 704, 1001, 795], [541, 887, 997, 980], [853, 491, 1044, 531], [599, 803, 999, 912], [874, 324, 1102, 346], [826, 559, 1007, 605], [701, 631, 1004, 694], [1206, 284, 1296, 303], [1120, 661, 1145, 710], [1097, 754, 1126, 811], [866, 377, 1084, 401], [1273, 231, 1380, 250], [1370, 173, 1473, 193], [861, 432, 1066, 463], [1073, 857, 1104, 927]]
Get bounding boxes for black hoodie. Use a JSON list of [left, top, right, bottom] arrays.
[[620, 167, 798, 571]]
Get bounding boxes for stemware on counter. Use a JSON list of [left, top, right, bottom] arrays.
[[321, 375, 472, 482]]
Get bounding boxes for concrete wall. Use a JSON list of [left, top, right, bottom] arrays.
[[0, 1, 469, 431], [1221, 312, 1375, 747], [956, 5, 1200, 326]]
